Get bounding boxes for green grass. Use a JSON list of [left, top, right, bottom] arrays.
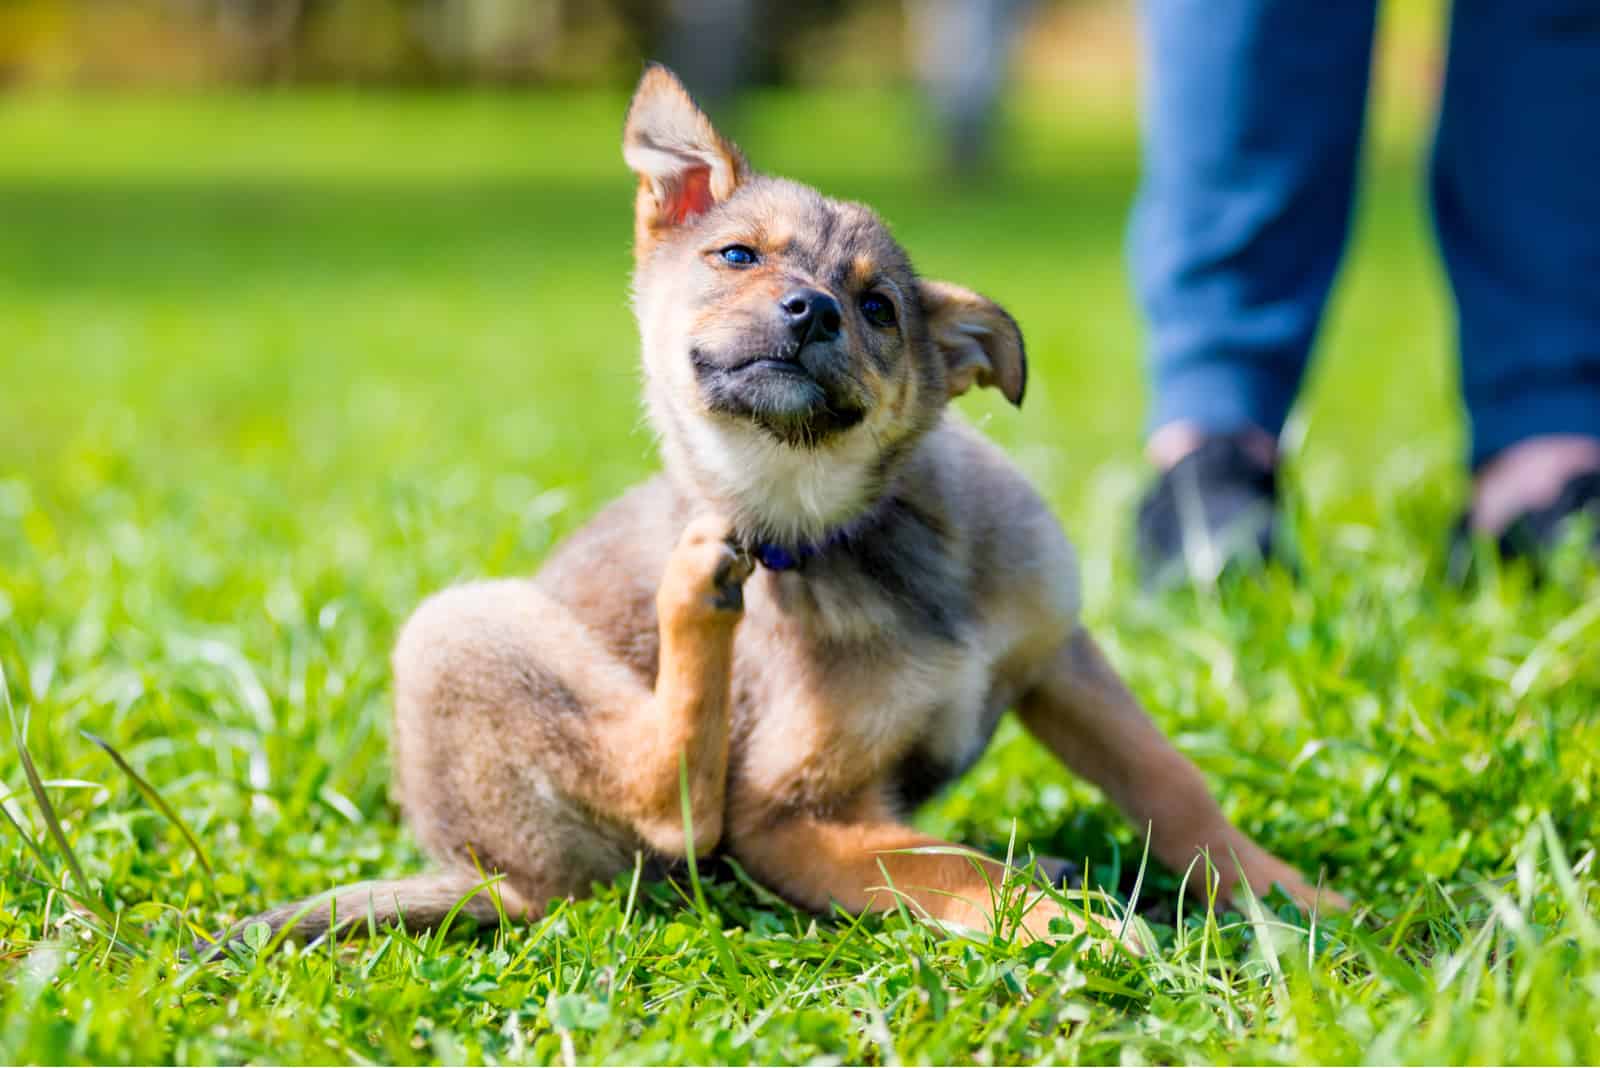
[[2, 86, 1598, 1065]]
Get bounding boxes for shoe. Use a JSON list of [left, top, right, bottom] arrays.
[[1449, 469, 1600, 580], [1135, 434, 1280, 590]]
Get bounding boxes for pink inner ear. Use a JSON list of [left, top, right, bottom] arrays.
[[665, 166, 714, 225]]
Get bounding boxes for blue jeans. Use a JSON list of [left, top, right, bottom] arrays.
[[1131, 0, 1600, 468]]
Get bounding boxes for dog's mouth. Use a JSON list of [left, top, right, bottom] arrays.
[[721, 355, 812, 376], [691, 346, 870, 447]]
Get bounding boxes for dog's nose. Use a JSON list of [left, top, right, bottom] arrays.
[[779, 288, 842, 345]]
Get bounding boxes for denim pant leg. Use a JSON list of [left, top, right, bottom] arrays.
[[1131, 0, 1379, 439], [1432, 0, 1600, 468]]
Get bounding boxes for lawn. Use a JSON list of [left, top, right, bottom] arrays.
[[1, 82, 1598, 1065]]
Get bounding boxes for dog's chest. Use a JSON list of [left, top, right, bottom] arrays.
[[729, 575, 1004, 811]]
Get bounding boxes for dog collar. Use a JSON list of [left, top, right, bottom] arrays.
[[748, 501, 887, 572], [751, 542, 810, 571], [751, 526, 853, 571]]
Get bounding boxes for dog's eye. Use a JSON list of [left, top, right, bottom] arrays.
[[718, 245, 759, 267], [860, 292, 897, 328]]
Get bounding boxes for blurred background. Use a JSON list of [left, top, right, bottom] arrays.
[[0, 1, 1446, 161], [0, 0, 1456, 463], [4, 0, 1431, 93], [1, 0, 1460, 636]]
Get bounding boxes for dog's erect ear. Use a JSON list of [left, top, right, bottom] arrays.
[[917, 280, 1027, 406], [623, 64, 748, 252]]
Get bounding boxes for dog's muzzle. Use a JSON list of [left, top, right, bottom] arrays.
[[691, 343, 869, 446]]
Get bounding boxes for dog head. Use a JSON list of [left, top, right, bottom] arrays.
[[624, 65, 1025, 546]]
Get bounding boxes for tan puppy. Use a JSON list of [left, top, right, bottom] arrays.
[[217, 66, 1342, 955]]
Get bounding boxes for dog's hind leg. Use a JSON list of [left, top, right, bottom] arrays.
[[391, 515, 752, 883], [200, 514, 754, 960]]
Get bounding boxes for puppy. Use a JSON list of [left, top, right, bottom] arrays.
[[216, 66, 1341, 955]]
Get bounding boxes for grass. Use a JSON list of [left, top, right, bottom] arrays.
[[1, 82, 1598, 1065]]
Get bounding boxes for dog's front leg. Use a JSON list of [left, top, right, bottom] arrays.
[[593, 516, 751, 858], [1017, 628, 1347, 912], [730, 797, 1120, 944]]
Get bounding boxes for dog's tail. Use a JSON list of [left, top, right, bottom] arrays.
[[190, 870, 522, 961]]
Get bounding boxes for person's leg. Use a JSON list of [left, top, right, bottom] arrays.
[[1131, 0, 1380, 460], [1130, 0, 1379, 586], [1431, 0, 1600, 535]]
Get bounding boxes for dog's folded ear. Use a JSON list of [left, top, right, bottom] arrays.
[[917, 281, 1027, 406], [623, 64, 749, 254]]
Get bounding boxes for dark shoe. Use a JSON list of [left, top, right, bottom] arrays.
[[1136, 434, 1280, 589], [1449, 470, 1600, 580]]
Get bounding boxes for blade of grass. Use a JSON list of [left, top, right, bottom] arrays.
[[736, 897, 883, 1049], [1537, 812, 1598, 942], [719, 854, 796, 912], [677, 753, 746, 996], [255, 887, 349, 962], [874, 856, 920, 929], [429, 870, 507, 955], [81, 730, 216, 899], [3, 664, 111, 927], [14, 873, 147, 960], [0, 781, 56, 879], [4, 807, 136, 954], [1118, 821, 1153, 950], [464, 845, 512, 938], [1234, 858, 1288, 1004], [0, 780, 108, 806]]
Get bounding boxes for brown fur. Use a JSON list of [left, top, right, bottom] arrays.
[[207, 65, 1342, 960]]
